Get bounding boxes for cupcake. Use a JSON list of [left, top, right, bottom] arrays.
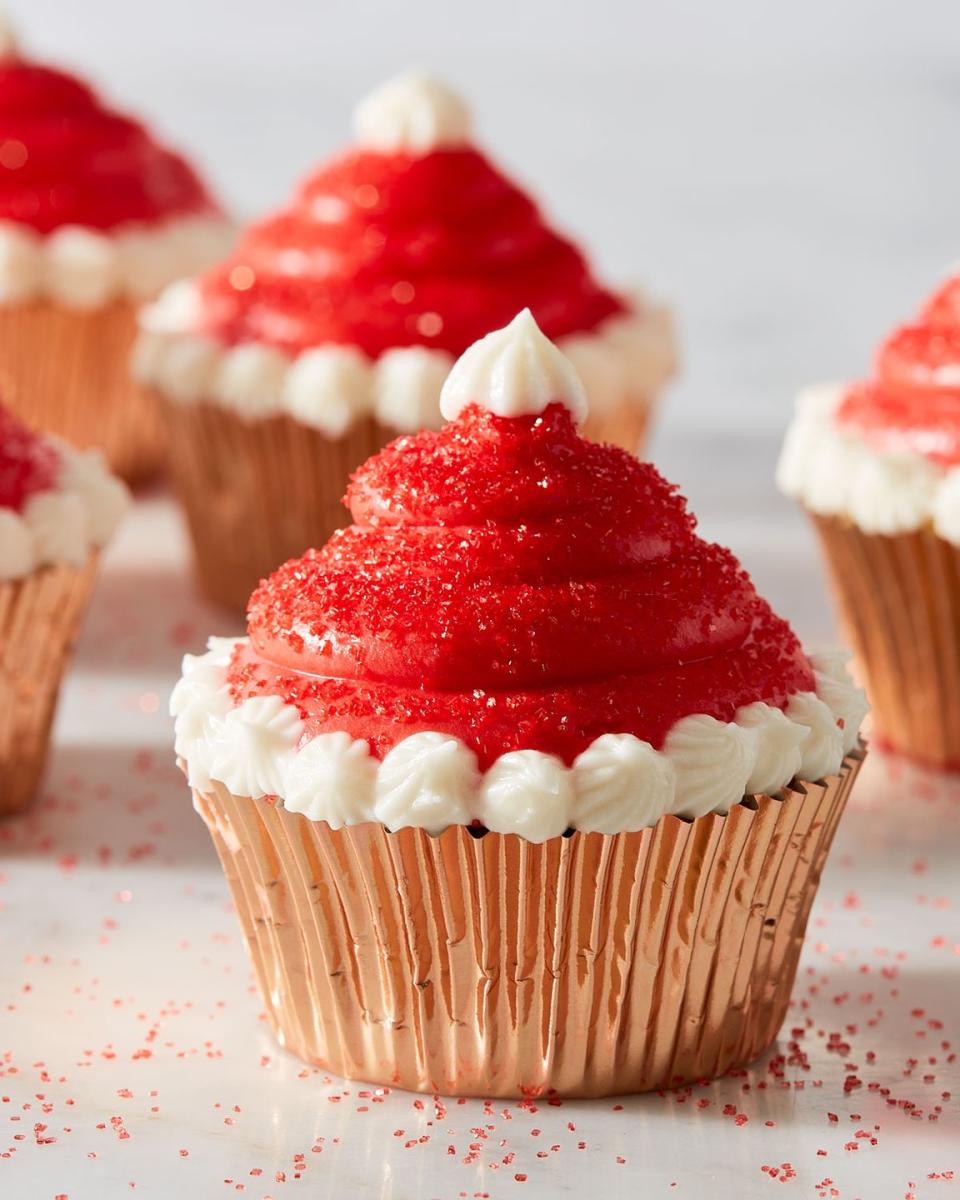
[[173, 312, 864, 1098], [137, 72, 676, 610], [0, 403, 127, 815], [0, 17, 231, 482], [778, 272, 960, 768]]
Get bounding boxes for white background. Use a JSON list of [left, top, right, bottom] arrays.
[[11, 0, 960, 437], [13, 0, 960, 629], [2, 3, 960, 1198]]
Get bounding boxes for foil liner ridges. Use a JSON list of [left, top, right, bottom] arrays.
[[159, 401, 395, 611], [0, 558, 98, 816], [814, 515, 960, 767], [193, 747, 862, 1097], [0, 301, 164, 483]]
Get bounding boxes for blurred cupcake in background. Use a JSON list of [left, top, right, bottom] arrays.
[[0, 402, 127, 816], [173, 313, 863, 1098], [136, 72, 676, 610], [0, 16, 231, 482], [778, 271, 960, 768]]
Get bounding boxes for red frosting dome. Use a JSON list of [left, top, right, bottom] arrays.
[[194, 146, 625, 359], [0, 405, 60, 510], [836, 274, 960, 467], [0, 57, 218, 233], [228, 404, 813, 767]]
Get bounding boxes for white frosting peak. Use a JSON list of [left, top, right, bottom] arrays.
[[439, 309, 588, 425], [374, 732, 479, 835], [353, 72, 472, 153]]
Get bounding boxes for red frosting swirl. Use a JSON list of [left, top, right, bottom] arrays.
[[195, 147, 626, 358], [0, 405, 59, 511], [836, 274, 960, 466], [0, 59, 218, 233], [228, 405, 813, 767]]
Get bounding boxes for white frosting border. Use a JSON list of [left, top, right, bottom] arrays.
[[0, 438, 129, 580], [134, 281, 677, 436], [172, 637, 868, 843], [0, 215, 234, 311], [777, 384, 960, 545]]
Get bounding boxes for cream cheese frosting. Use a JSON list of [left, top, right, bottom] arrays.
[[439, 308, 588, 424], [777, 384, 960, 545], [172, 637, 867, 843], [134, 280, 675, 435], [0, 440, 129, 580], [0, 215, 234, 310], [353, 72, 472, 152]]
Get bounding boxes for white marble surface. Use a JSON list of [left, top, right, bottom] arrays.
[[1, 454, 958, 1200]]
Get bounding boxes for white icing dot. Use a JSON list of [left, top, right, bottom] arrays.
[[478, 750, 572, 843], [440, 309, 588, 425], [353, 73, 472, 153]]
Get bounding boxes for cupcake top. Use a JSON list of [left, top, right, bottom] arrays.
[[0, 17, 231, 308], [136, 73, 676, 436], [174, 313, 865, 842], [778, 271, 960, 543], [0, 403, 129, 579]]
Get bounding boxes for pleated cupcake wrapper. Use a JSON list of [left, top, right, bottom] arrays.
[[160, 399, 396, 611], [582, 397, 655, 455], [0, 557, 99, 816], [0, 301, 164, 484], [813, 515, 960, 768], [193, 747, 862, 1098]]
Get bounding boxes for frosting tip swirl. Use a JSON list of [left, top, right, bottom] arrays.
[[353, 71, 472, 152], [439, 309, 588, 425]]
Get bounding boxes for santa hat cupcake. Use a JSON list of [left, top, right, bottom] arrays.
[[0, 402, 128, 815], [174, 312, 863, 1098], [137, 72, 676, 610], [0, 16, 231, 481], [779, 272, 960, 768]]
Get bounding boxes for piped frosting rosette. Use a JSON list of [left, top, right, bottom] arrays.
[[175, 313, 866, 842], [779, 272, 960, 544], [0, 404, 129, 579], [137, 73, 675, 436], [0, 19, 230, 308]]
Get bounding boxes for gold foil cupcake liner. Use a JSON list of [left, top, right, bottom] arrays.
[[160, 400, 395, 611], [0, 557, 99, 817], [582, 397, 655, 454], [193, 747, 863, 1097], [0, 301, 164, 484], [814, 515, 960, 767]]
